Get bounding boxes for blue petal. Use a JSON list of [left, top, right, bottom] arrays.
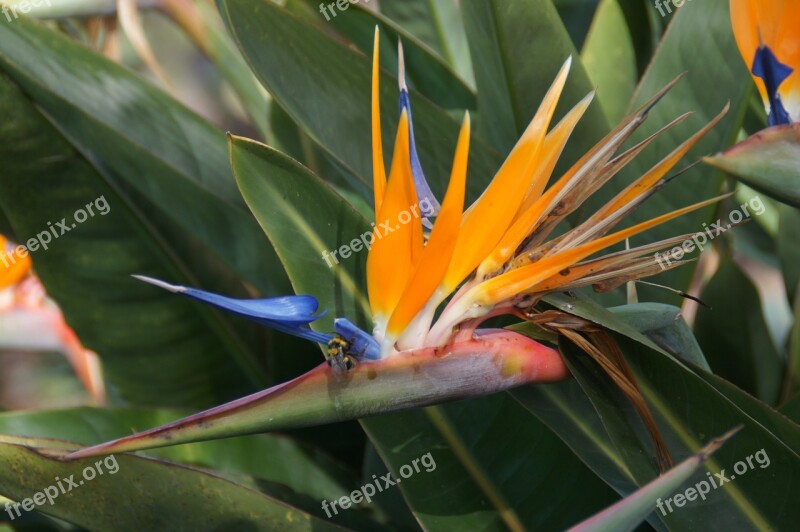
[[333, 318, 382, 360], [752, 45, 793, 126], [398, 42, 441, 219], [261, 320, 333, 345], [178, 289, 322, 326], [134, 275, 332, 344]]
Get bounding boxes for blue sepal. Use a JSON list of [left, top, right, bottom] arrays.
[[399, 88, 441, 219], [752, 45, 794, 126], [134, 276, 333, 344], [333, 318, 382, 360]]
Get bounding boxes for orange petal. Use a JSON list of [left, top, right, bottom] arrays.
[[495, 77, 688, 273], [442, 57, 572, 293], [387, 113, 471, 339], [598, 104, 730, 220], [366, 111, 420, 324], [532, 233, 694, 293], [517, 91, 595, 218], [0, 237, 31, 291], [479, 92, 595, 278], [474, 195, 727, 305], [372, 27, 387, 212]]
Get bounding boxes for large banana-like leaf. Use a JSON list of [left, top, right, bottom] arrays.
[[0, 408, 355, 503], [0, 74, 264, 406], [378, 0, 474, 84], [461, 0, 610, 156], [580, 0, 637, 123], [0, 436, 341, 531], [778, 205, 800, 300], [291, 0, 475, 111], [564, 335, 796, 526], [570, 428, 737, 532], [512, 294, 800, 529], [0, 15, 288, 295], [694, 258, 784, 405]]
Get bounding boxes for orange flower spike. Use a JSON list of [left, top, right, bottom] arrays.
[[517, 91, 596, 216], [371, 27, 387, 211], [479, 91, 595, 278], [388, 113, 471, 348], [596, 103, 730, 221], [476, 195, 727, 305], [366, 110, 420, 332], [442, 57, 573, 294]]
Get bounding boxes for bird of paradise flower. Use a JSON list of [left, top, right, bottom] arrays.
[[67, 29, 728, 467], [729, 0, 798, 126], [704, 1, 800, 208], [0, 235, 105, 404]]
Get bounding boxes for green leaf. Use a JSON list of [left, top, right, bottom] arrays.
[[434, 395, 618, 529], [511, 380, 638, 495], [554, 334, 798, 529], [218, 0, 503, 203], [580, 0, 636, 123], [780, 393, 800, 424], [230, 135, 371, 330], [570, 428, 737, 532], [0, 74, 265, 407], [0, 15, 288, 296], [552, 0, 600, 49], [461, 0, 610, 156], [694, 258, 784, 405], [705, 124, 800, 208], [516, 293, 800, 528], [543, 293, 663, 353], [778, 204, 800, 300], [364, 397, 618, 531], [292, 0, 475, 111], [694, 369, 800, 454], [0, 407, 355, 503], [378, 0, 474, 85], [786, 290, 800, 399], [608, 303, 709, 371], [622, 336, 798, 529], [0, 436, 340, 531], [558, 339, 663, 483]]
